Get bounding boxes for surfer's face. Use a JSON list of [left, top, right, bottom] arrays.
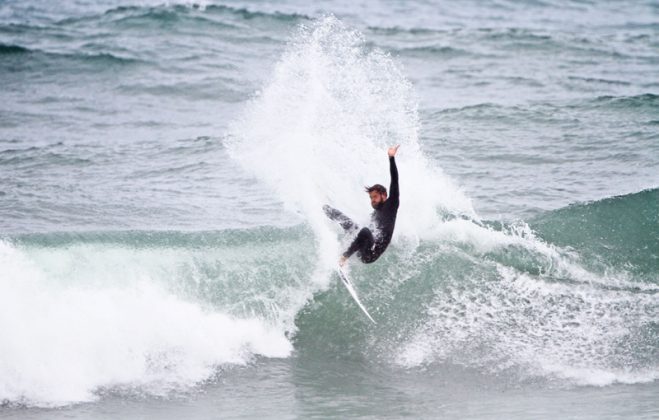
[[369, 191, 387, 209]]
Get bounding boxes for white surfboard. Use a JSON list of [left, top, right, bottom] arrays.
[[337, 266, 376, 324]]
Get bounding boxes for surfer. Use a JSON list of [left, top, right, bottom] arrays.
[[323, 145, 400, 265]]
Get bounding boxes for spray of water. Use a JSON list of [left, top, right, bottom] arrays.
[[226, 15, 475, 274]]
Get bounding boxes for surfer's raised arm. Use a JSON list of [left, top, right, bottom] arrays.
[[388, 145, 399, 202]]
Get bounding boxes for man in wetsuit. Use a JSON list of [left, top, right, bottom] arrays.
[[323, 145, 400, 266]]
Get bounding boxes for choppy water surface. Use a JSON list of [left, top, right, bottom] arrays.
[[1, 1, 657, 418]]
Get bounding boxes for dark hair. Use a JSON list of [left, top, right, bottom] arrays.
[[365, 184, 387, 195]]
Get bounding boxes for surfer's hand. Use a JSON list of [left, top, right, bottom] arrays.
[[339, 255, 347, 266], [388, 145, 400, 157]]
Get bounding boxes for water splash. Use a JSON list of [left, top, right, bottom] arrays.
[[226, 15, 474, 273]]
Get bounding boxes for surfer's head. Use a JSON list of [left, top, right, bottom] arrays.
[[365, 184, 387, 209]]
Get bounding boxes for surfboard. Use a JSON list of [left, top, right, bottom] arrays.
[[337, 266, 376, 324]]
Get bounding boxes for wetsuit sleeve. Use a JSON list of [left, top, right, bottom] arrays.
[[343, 240, 359, 258], [323, 205, 357, 232], [389, 156, 399, 203]]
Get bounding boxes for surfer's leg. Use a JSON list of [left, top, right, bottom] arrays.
[[360, 239, 387, 264], [323, 205, 358, 232], [343, 227, 375, 261], [360, 250, 378, 264]]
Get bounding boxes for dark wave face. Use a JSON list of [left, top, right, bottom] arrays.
[[531, 188, 659, 276], [0, 0, 657, 415]]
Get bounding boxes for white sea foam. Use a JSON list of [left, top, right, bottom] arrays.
[[396, 260, 659, 386], [0, 240, 292, 407]]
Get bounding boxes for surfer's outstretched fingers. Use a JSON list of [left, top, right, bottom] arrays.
[[388, 144, 400, 157]]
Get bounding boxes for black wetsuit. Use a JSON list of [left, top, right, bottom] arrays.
[[323, 156, 399, 264]]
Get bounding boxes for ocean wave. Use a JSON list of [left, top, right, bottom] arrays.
[[478, 27, 554, 42], [366, 25, 448, 35], [74, 51, 141, 64], [0, 47, 143, 77], [2, 184, 657, 407], [591, 93, 659, 110], [0, 241, 293, 408], [55, 3, 310, 28], [101, 5, 235, 30], [390, 215, 656, 388], [0, 43, 30, 54], [0, 141, 94, 168], [296, 191, 657, 387], [0, 227, 314, 407], [389, 44, 473, 58], [530, 188, 659, 277], [206, 4, 310, 22], [567, 76, 631, 86], [430, 102, 557, 124]]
